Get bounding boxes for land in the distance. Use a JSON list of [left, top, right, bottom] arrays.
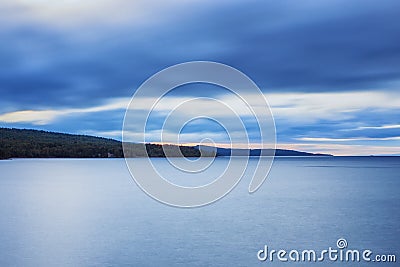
[[0, 128, 332, 159]]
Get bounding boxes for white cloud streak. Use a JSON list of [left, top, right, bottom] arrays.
[[279, 143, 400, 156], [1, 90, 399, 125], [0, 97, 129, 125], [297, 137, 400, 142], [351, 124, 400, 130], [265, 91, 400, 122], [3, 0, 202, 30]]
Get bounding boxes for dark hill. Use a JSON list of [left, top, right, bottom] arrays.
[[0, 128, 200, 159]]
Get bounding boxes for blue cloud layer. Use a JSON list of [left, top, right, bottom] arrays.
[[2, 1, 400, 107]]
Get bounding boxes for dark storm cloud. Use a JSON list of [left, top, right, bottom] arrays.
[[1, 0, 400, 110]]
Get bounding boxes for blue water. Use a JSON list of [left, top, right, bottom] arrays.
[[0, 157, 399, 266]]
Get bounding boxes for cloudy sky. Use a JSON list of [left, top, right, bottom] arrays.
[[1, 0, 399, 155]]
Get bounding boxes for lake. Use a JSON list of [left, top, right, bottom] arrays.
[[0, 157, 399, 266]]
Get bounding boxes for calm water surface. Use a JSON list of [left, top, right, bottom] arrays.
[[0, 157, 399, 266]]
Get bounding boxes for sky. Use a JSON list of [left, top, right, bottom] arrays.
[[0, 0, 399, 155]]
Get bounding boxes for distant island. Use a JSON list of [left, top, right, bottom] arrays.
[[0, 128, 332, 159], [195, 145, 331, 157]]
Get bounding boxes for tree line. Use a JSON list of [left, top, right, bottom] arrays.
[[0, 128, 202, 159]]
